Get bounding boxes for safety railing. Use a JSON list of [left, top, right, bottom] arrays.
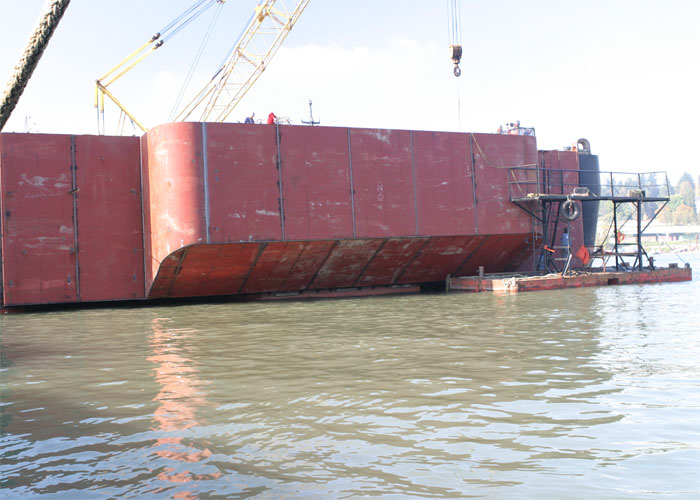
[[508, 167, 670, 202]]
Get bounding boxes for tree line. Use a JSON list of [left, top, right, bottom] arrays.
[[656, 172, 698, 225], [597, 172, 699, 226]]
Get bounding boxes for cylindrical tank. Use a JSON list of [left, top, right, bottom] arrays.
[[577, 138, 600, 248]]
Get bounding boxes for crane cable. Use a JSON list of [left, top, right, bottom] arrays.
[[95, 0, 224, 134], [107, 0, 221, 82], [447, 0, 463, 129], [169, 0, 226, 121], [158, 0, 219, 44], [456, 75, 461, 131], [447, 0, 462, 77], [158, 0, 209, 33], [174, 9, 256, 122]]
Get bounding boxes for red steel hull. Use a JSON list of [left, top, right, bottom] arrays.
[[0, 123, 581, 307]]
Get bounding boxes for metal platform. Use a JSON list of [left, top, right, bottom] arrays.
[[449, 266, 692, 294], [508, 165, 670, 273], [510, 193, 670, 203]]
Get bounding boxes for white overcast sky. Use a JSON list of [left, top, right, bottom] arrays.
[[1, 0, 698, 184]]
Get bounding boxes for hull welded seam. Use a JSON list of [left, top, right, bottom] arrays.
[[410, 130, 420, 235], [347, 127, 357, 238], [237, 243, 267, 294], [139, 134, 148, 297], [469, 134, 479, 235], [70, 135, 81, 301], [202, 123, 210, 244], [275, 124, 286, 241], [352, 238, 387, 287]]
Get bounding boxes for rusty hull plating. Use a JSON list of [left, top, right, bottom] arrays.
[[1, 123, 584, 307]]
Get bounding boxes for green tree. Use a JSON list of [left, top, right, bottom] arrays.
[[672, 204, 697, 225], [678, 180, 696, 211], [641, 172, 659, 219], [643, 201, 659, 220], [677, 172, 695, 190], [658, 194, 683, 224]]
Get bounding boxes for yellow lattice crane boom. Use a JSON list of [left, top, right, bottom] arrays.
[[95, 0, 227, 134], [94, 0, 309, 134], [175, 0, 310, 123]]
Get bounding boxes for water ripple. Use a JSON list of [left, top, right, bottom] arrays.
[[2, 254, 699, 498]]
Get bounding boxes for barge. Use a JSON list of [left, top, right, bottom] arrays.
[[0, 122, 689, 309], [448, 266, 692, 294]]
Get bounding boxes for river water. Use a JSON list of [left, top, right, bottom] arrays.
[[2, 253, 699, 499]]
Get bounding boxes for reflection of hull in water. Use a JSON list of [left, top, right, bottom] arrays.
[[0, 122, 585, 307]]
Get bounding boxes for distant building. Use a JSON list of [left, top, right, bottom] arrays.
[[622, 224, 700, 242]]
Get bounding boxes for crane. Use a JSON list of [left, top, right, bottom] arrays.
[[176, 0, 310, 123], [95, 0, 226, 134], [4, 2, 462, 134], [94, 0, 309, 134], [95, 0, 463, 134]]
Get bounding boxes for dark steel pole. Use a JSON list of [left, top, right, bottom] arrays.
[[541, 201, 549, 272], [637, 200, 643, 270], [613, 202, 619, 270]]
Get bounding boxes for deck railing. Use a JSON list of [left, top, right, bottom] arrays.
[[508, 167, 670, 202]]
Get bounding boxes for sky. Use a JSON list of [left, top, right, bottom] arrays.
[[1, 0, 699, 185]]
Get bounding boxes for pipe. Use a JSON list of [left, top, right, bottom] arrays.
[[576, 138, 591, 154]]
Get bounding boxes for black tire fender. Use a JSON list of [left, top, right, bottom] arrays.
[[561, 200, 581, 221]]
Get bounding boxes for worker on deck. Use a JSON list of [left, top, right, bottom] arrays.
[[244, 112, 255, 124], [561, 228, 570, 258], [267, 112, 277, 124]]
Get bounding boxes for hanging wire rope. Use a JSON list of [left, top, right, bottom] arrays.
[[159, 0, 217, 42], [173, 9, 255, 121], [95, 0, 224, 134], [169, 0, 226, 121], [99, 0, 309, 131], [175, 0, 311, 123], [0, 0, 71, 131], [448, 0, 461, 46], [447, 0, 462, 77], [456, 76, 462, 130]]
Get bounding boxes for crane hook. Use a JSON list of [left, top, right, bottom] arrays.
[[450, 44, 462, 78]]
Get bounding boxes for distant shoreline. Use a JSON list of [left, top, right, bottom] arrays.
[[648, 249, 699, 261], [646, 244, 699, 255]]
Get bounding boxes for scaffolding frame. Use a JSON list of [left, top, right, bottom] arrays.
[[508, 166, 670, 274]]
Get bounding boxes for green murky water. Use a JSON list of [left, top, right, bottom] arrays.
[[2, 254, 699, 499]]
